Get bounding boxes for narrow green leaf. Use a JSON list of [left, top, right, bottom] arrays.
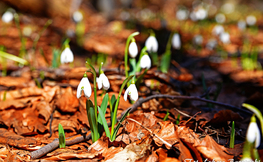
[[110, 94, 117, 111], [229, 121, 235, 148], [163, 109, 170, 121], [242, 103, 263, 136], [128, 58, 136, 78], [98, 93, 109, 133], [111, 108, 131, 141], [98, 107, 110, 138], [176, 114, 180, 125], [0, 51, 28, 65], [111, 75, 134, 138], [160, 50, 171, 73], [58, 123, 66, 148], [86, 99, 99, 142]]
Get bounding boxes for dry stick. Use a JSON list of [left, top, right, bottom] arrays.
[[30, 94, 251, 159]]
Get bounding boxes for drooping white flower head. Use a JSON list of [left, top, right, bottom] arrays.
[[77, 73, 92, 99], [124, 82, 138, 102], [172, 33, 181, 49], [61, 47, 74, 64], [246, 115, 261, 148], [145, 35, 158, 53], [2, 10, 14, 23], [73, 11, 83, 23], [176, 8, 189, 21], [128, 39, 138, 58], [193, 35, 203, 45], [220, 32, 230, 44], [237, 20, 246, 31], [215, 13, 226, 24], [246, 15, 257, 26], [97, 73, 110, 90], [240, 157, 253, 162], [206, 39, 217, 50], [140, 54, 151, 69], [195, 8, 207, 20], [212, 25, 224, 36]]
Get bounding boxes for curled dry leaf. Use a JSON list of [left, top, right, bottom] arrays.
[[195, 135, 233, 161], [0, 76, 35, 88], [56, 87, 79, 113], [153, 121, 178, 149], [209, 109, 243, 126], [36, 100, 53, 123]]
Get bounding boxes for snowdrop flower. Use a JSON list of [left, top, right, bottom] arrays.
[[195, 8, 207, 20], [172, 33, 181, 49], [140, 54, 151, 69], [215, 13, 226, 24], [193, 35, 203, 45], [221, 3, 235, 14], [128, 39, 138, 58], [246, 115, 261, 148], [206, 39, 217, 50], [2, 9, 14, 23], [97, 73, 110, 90], [124, 81, 138, 102], [240, 157, 253, 162], [237, 20, 246, 31], [246, 15, 257, 26], [145, 35, 158, 53], [60, 47, 74, 64], [176, 9, 189, 21], [77, 73, 92, 98], [220, 32, 230, 44], [73, 11, 83, 23], [212, 25, 224, 36]]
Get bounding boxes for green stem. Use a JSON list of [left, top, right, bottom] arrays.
[[111, 75, 134, 139], [125, 32, 139, 78], [0, 51, 28, 65], [229, 121, 235, 148]]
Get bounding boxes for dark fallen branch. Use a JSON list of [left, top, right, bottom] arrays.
[[30, 94, 251, 159]]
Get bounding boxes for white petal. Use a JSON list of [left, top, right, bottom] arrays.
[[212, 25, 224, 36], [97, 77, 102, 90], [145, 36, 158, 52], [246, 122, 261, 148], [77, 77, 91, 98], [2, 11, 13, 23], [172, 34, 181, 49], [61, 47, 74, 64], [128, 42, 138, 58], [100, 73, 110, 90], [129, 84, 138, 101], [124, 86, 131, 101], [140, 55, 151, 69], [73, 11, 83, 23]]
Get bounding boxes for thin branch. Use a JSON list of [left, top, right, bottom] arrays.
[[30, 93, 250, 159]]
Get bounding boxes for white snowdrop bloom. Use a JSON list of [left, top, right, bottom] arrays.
[[206, 39, 217, 50], [77, 74, 92, 99], [73, 11, 83, 23], [97, 73, 110, 90], [128, 41, 138, 58], [190, 11, 197, 21], [221, 3, 235, 14], [237, 20, 246, 31], [61, 47, 74, 64], [212, 25, 224, 36], [193, 35, 203, 45], [240, 157, 253, 162], [172, 33, 181, 49], [195, 8, 207, 20], [220, 32, 230, 44], [246, 15, 257, 26], [124, 83, 138, 102], [246, 120, 261, 148], [145, 35, 158, 53], [23, 26, 32, 37], [2, 10, 13, 23], [215, 13, 226, 24], [176, 9, 189, 21], [140, 54, 151, 69]]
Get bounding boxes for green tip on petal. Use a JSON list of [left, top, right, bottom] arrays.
[[251, 115, 256, 123]]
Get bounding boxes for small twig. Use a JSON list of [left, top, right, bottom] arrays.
[[30, 93, 250, 159], [127, 118, 172, 148]]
